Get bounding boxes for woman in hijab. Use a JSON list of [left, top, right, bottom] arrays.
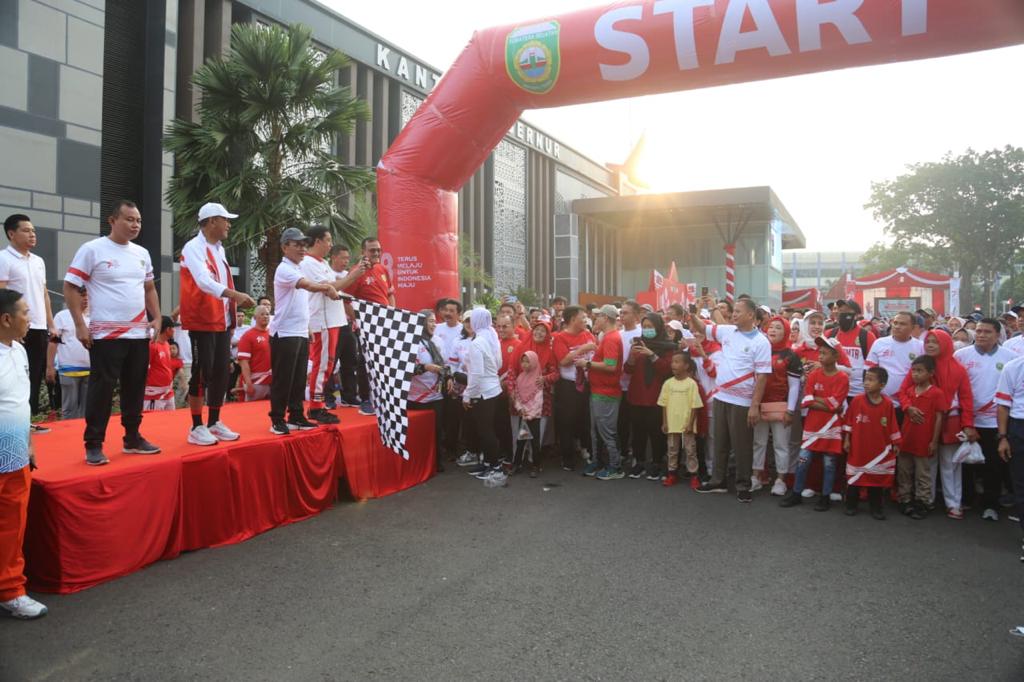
[[464, 307, 504, 482], [753, 316, 803, 496], [408, 310, 447, 472], [623, 313, 678, 481], [898, 329, 975, 519], [505, 320, 558, 476]]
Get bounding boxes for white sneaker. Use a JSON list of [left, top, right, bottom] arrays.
[[1, 595, 48, 619], [187, 425, 218, 446], [829, 492, 843, 502], [208, 421, 240, 441], [771, 479, 787, 496], [749, 477, 764, 493], [801, 488, 817, 498], [982, 508, 1000, 521], [456, 452, 479, 467]]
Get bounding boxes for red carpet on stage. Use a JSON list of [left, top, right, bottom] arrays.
[[23, 401, 435, 594]]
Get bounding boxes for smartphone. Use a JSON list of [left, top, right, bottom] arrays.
[[631, 337, 643, 345], [688, 303, 697, 314], [701, 286, 709, 297]]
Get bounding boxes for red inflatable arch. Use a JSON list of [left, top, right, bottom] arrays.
[[378, 0, 1024, 310]]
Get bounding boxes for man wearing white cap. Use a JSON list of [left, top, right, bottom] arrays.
[[180, 202, 255, 445]]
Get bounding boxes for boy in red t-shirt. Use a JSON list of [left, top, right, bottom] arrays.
[[781, 337, 849, 511], [897, 354, 946, 519], [144, 316, 181, 411], [843, 366, 901, 520]]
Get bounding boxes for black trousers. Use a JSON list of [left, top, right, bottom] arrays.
[[554, 378, 589, 468], [441, 394, 462, 457], [1005, 418, 1024, 533], [617, 395, 633, 456], [84, 338, 149, 447], [494, 392, 513, 461], [470, 395, 501, 466], [845, 485, 883, 511], [188, 330, 231, 408], [976, 427, 1008, 509], [269, 335, 308, 422], [632, 404, 667, 473], [355, 331, 370, 403], [334, 324, 359, 405], [408, 399, 443, 467], [24, 328, 48, 414]]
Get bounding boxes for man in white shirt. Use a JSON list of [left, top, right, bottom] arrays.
[[327, 245, 362, 408], [179, 203, 255, 446], [47, 294, 91, 419], [1, 214, 56, 426], [268, 228, 340, 435], [300, 226, 363, 425], [0, 289, 47, 620], [432, 297, 464, 460], [865, 311, 924, 414], [63, 200, 163, 465], [956, 317, 1016, 521], [689, 298, 772, 502]]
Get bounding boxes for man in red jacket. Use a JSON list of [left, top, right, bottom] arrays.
[[180, 203, 255, 446]]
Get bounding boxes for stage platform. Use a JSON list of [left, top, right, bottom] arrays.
[[23, 401, 435, 594]]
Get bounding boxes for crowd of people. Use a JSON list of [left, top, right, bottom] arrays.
[[2, 201, 1024, 622]]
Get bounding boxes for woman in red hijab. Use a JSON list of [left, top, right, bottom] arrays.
[[898, 329, 975, 519], [505, 320, 559, 476], [753, 316, 804, 496]]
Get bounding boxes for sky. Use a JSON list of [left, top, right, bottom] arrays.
[[322, 0, 1024, 253]]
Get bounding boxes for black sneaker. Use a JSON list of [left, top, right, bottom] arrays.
[[899, 501, 914, 516], [123, 435, 161, 454], [871, 508, 887, 521], [85, 447, 109, 466], [270, 420, 290, 436], [844, 505, 857, 516], [779, 492, 802, 507], [466, 463, 488, 476], [628, 465, 646, 479], [562, 464, 575, 472], [287, 417, 318, 431], [308, 408, 340, 425], [646, 469, 662, 481], [910, 502, 927, 520], [737, 489, 752, 503], [814, 496, 831, 512], [31, 423, 50, 434], [695, 483, 728, 494]]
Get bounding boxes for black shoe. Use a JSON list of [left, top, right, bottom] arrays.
[[85, 447, 109, 466], [308, 408, 340, 425], [324, 400, 337, 410], [910, 503, 927, 520], [646, 468, 662, 481], [779, 492, 802, 507], [695, 483, 728, 494], [628, 465, 646, 479], [814, 496, 831, 512], [287, 417, 318, 431], [844, 506, 857, 516], [871, 508, 887, 521], [466, 463, 488, 476], [31, 423, 50, 434], [269, 419, 290, 436], [737, 490, 752, 503], [899, 501, 913, 516], [562, 465, 575, 472], [123, 435, 161, 454]]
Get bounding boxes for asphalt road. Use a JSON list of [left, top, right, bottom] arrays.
[[2, 466, 1023, 681]]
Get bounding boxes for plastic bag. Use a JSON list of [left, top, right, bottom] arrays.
[[952, 439, 985, 465], [483, 470, 508, 488], [517, 420, 533, 441]]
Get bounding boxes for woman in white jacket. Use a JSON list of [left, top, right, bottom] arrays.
[[463, 308, 504, 482]]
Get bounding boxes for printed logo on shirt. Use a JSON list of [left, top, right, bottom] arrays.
[[909, 353, 917, 360], [855, 414, 870, 424], [257, 336, 266, 344], [101, 259, 118, 270], [998, 363, 1005, 370], [880, 417, 888, 426]]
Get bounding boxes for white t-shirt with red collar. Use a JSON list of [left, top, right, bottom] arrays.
[[954, 343, 1017, 429], [64, 236, 153, 340], [705, 324, 772, 408]]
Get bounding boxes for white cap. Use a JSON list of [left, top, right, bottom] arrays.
[[198, 202, 238, 222], [667, 320, 685, 334], [759, 304, 772, 315]]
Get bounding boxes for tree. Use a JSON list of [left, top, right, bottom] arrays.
[[165, 23, 375, 294], [865, 146, 1024, 312]]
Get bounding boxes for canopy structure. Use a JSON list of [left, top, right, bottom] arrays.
[[782, 287, 822, 311], [853, 267, 955, 317], [636, 262, 695, 311]]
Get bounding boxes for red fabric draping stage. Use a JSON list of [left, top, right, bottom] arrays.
[[22, 401, 435, 594]]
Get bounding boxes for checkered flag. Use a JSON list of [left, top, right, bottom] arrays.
[[350, 299, 423, 459]]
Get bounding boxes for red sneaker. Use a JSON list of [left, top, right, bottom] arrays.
[[662, 472, 678, 487], [689, 476, 701, 490]]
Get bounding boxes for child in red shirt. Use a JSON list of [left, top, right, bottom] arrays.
[[144, 318, 181, 411], [843, 366, 901, 520], [780, 337, 849, 511], [896, 354, 947, 519]]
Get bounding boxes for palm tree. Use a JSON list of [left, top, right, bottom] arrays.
[[165, 22, 375, 294]]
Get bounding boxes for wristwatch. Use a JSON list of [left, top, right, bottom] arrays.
[[998, 433, 1008, 440]]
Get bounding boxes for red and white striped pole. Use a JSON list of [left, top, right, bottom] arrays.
[[724, 243, 736, 303]]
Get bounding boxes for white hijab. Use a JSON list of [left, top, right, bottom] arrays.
[[470, 307, 500, 364]]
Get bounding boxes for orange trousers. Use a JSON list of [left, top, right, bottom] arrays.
[[0, 465, 30, 601]]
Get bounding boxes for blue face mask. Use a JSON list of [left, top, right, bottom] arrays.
[[642, 328, 656, 339]]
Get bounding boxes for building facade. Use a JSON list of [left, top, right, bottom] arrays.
[[785, 250, 865, 292]]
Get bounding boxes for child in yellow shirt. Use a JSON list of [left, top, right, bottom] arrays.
[[658, 351, 704, 487]]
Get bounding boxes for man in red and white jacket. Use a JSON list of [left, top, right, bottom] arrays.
[[180, 203, 255, 446], [237, 305, 272, 401]]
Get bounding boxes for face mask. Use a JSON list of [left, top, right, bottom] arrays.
[[642, 328, 656, 339], [838, 313, 856, 332]]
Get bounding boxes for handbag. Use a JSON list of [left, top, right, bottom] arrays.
[[759, 402, 789, 422]]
